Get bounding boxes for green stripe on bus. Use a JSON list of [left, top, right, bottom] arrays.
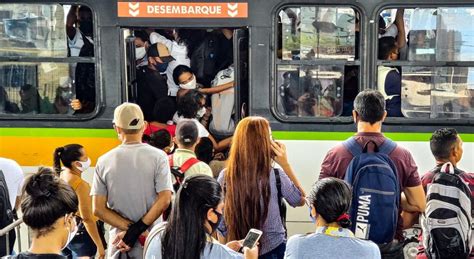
[[272, 131, 474, 142], [0, 128, 473, 142], [0, 128, 117, 138]]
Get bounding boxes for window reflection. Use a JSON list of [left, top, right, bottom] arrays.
[[401, 66, 474, 118], [277, 65, 343, 117]]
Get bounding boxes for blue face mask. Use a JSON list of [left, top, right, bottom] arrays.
[[309, 206, 316, 223], [154, 62, 169, 73]]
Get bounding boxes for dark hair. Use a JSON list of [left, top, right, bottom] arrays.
[[309, 177, 352, 228], [177, 90, 204, 119], [174, 29, 206, 58], [195, 137, 214, 164], [53, 144, 84, 175], [378, 36, 397, 60], [149, 129, 172, 151], [161, 175, 222, 259], [21, 167, 78, 236], [153, 97, 176, 123], [353, 90, 385, 124], [172, 65, 194, 86], [378, 16, 386, 32], [134, 30, 149, 43], [430, 128, 459, 160]]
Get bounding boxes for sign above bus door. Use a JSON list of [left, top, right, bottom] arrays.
[[117, 2, 248, 18]]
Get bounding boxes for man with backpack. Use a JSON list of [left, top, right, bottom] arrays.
[[169, 119, 213, 188], [319, 90, 426, 258], [417, 128, 473, 258]]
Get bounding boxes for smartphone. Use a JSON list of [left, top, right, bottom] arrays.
[[241, 228, 263, 250]]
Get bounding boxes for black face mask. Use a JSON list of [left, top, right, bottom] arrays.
[[79, 20, 93, 36], [208, 209, 223, 234]]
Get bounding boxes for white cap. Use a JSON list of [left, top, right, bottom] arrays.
[[113, 103, 144, 130]]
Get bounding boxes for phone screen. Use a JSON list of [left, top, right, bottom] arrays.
[[242, 230, 261, 249]]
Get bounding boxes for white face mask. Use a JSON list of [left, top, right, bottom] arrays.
[[197, 107, 206, 118], [135, 47, 146, 60], [179, 76, 197, 90], [62, 215, 78, 250], [76, 157, 91, 172]]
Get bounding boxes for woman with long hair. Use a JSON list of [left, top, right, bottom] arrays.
[[284, 178, 380, 259], [219, 116, 306, 259], [53, 144, 106, 259], [5, 168, 78, 258], [144, 175, 258, 259]]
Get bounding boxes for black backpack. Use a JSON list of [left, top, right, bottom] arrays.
[[190, 33, 219, 86], [274, 169, 287, 236], [0, 170, 15, 256]]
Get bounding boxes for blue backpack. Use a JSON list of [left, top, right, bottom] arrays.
[[343, 137, 400, 244]]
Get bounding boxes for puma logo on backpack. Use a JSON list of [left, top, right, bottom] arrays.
[[343, 138, 400, 244], [421, 162, 473, 259]]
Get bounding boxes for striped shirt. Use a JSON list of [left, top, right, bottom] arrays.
[[217, 168, 303, 255]]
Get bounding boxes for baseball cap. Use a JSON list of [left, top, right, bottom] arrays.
[[176, 119, 198, 145], [147, 43, 175, 63], [113, 102, 145, 130]]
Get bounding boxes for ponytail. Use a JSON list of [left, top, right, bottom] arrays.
[[53, 147, 65, 175], [53, 144, 84, 174]]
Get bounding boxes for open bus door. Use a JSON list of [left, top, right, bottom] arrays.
[[234, 29, 249, 122], [122, 31, 137, 103]]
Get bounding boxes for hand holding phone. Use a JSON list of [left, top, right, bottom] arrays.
[[271, 141, 289, 167], [241, 228, 262, 250]]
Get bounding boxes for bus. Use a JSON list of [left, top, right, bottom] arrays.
[[1, 0, 473, 256]]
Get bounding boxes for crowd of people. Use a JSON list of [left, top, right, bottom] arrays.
[[0, 89, 473, 259]]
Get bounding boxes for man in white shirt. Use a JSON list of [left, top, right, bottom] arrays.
[[0, 157, 24, 210]]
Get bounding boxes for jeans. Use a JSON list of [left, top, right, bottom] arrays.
[[259, 242, 286, 259], [63, 225, 97, 258]]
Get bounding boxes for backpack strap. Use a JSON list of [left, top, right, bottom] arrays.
[[180, 158, 200, 173], [378, 138, 397, 155], [342, 137, 363, 157], [168, 155, 174, 167]]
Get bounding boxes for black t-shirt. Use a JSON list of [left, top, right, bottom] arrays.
[[4, 252, 67, 259]]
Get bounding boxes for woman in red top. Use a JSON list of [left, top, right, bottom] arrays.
[[144, 97, 177, 137]]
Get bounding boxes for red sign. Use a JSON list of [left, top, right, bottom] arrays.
[[118, 2, 248, 18]]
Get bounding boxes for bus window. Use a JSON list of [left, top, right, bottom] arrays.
[[378, 7, 474, 119], [276, 6, 359, 119], [0, 4, 96, 116]]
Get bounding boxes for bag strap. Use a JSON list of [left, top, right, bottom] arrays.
[[144, 223, 167, 255], [0, 170, 13, 212], [180, 158, 200, 173], [274, 168, 287, 235], [378, 139, 397, 155], [440, 162, 455, 175], [342, 137, 363, 157]]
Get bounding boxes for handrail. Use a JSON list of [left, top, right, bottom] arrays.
[[0, 218, 23, 236]]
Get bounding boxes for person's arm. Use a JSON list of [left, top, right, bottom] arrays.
[[149, 32, 174, 51], [76, 183, 105, 258], [394, 8, 406, 50], [141, 190, 172, 225], [92, 195, 132, 230], [66, 6, 78, 40], [209, 135, 232, 152], [272, 141, 306, 204], [198, 81, 234, 95], [401, 185, 426, 213]]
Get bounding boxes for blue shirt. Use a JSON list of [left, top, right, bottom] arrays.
[[285, 227, 381, 259]]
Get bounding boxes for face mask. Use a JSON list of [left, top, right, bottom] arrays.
[[135, 47, 146, 60], [197, 107, 206, 118], [209, 209, 223, 234], [179, 76, 197, 90], [76, 157, 91, 172], [62, 215, 78, 250]]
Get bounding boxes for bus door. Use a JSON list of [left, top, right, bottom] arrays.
[[234, 28, 249, 121], [123, 31, 137, 103]]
